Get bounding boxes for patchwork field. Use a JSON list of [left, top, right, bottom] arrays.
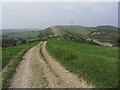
[[46, 40, 118, 88]]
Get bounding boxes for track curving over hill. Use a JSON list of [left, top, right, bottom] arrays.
[[10, 42, 94, 88]]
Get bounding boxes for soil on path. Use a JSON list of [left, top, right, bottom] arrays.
[[10, 42, 94, 88]]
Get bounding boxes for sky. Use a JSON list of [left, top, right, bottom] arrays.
[[1, 2, 118, 29]]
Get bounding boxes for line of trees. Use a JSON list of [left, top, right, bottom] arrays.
[[2, 39, 17, 47]]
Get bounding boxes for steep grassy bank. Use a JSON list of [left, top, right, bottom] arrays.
[[46, 40, 118, 88]]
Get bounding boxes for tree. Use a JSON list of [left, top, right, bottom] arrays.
[[117, 37, 120, 46], [21, 40, 26, 44], [2, 39, 17, 47]]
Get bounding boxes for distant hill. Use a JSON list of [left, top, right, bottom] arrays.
[[2, 25, 119, 46], [95, 25, 118, 31], [2, 29, 40, 36], [50, 25, 96, 36], [86, 25, 119, 46], [38, 25, 97, 44], [40, 25, 119, 46]]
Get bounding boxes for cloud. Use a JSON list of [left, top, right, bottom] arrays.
[[1, 2, 118, 29]]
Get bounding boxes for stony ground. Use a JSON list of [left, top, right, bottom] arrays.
[[10, 41, 94, 88]]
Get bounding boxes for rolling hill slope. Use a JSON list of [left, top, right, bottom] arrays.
[[2, 25, 119, 47], [49, 25, 96, 37], [41, 25, 118, 46], [3, 30, 40, 40], [46, 39, 118, 88]]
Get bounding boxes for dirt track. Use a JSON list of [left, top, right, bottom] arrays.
[[10, 41, 94, 88]]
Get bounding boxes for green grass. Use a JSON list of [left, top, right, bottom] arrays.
[[6, 31, 40, 40], [27, 38, 40, 42], [87, 30, 118, 45], [2, 42, 39, 68], [2, 42, 40, 88], [46, 40, 118, 88], [57, 26, 96, 36]]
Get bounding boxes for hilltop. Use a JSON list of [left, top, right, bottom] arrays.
[[2, 25, 119, 47], [39, 25, 118, 46]]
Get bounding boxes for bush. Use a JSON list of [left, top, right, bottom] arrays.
[[21, 40, 26, 44]]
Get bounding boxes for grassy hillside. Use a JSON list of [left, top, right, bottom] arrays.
[[2, 30, 41, 47], [43, 26, 97, 44], [2, 42, 39, 68], [3, 25, 119, 46], [2, 29, 40, 36], [46, 40, 118, 88], [95, 25, 118, 31], [87, 30, 118, 45], [2, 28, 53, 46], [49, 25, 119, 46], [48, 26, 96, 38], [56, 26, 96, 36], [38, 28, 53, 40], [4, 31, 40, 40]]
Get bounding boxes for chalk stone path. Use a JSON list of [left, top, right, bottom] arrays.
[[10, 41, 94, 88]]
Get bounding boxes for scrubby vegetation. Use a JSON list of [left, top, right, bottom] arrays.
[[57, 25, 96, 36], [87, 30, 119, 46], [38, 28, 54, 40], [95, 25, 118, 31], [46, 40, 118, 88], [2, 25, 119, 47], [45, 25, 119, 46]]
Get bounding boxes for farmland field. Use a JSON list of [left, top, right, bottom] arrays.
[[5, 31, 40, 40], [2, 42, 39, 68], [46, 39, 118, 88]]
